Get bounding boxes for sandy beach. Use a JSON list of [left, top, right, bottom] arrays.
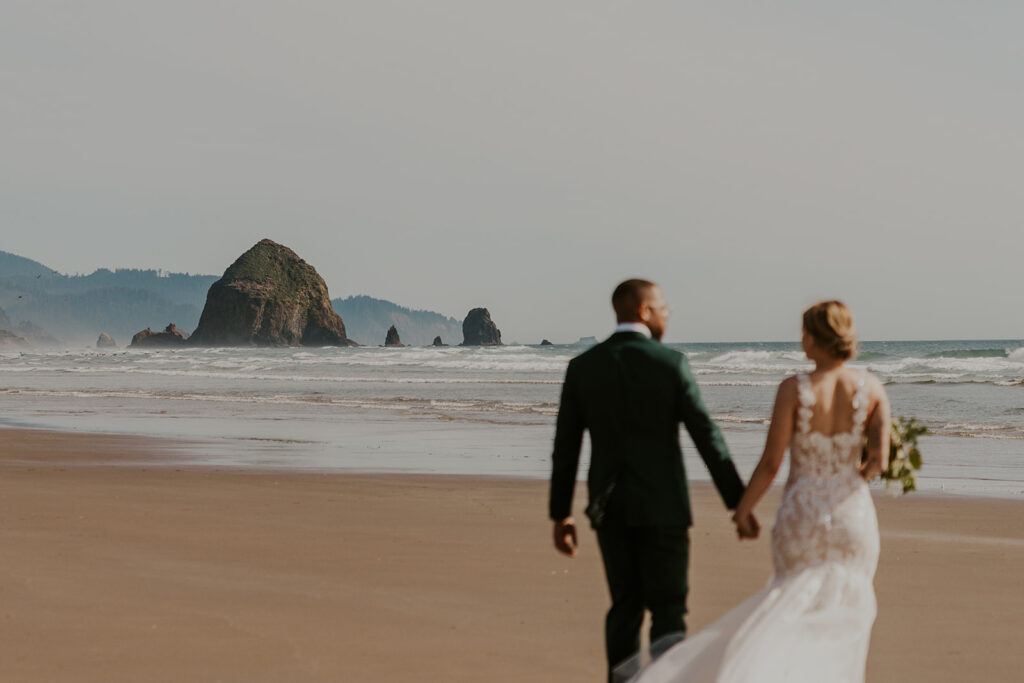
[[1, 428, 1022, 682]]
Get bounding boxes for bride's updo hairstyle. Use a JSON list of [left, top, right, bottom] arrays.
[[802, 300, 858, 360]]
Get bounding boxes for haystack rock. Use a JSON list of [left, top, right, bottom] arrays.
[[130, 323, 187, 347], [432, 336, 447, 347], [97, 333, 117, 348], [188, 239, 357, 347], [540, 339, 553, 346], [384, 325, 404, 347], [460, 308, 502, 346]]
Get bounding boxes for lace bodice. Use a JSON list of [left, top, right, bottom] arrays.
[[771, 371, 879, 579]]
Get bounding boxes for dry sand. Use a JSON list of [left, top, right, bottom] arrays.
[[1, 427, 1022, 681]]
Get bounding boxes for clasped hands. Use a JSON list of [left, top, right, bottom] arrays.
[[732, 510, 760, 540]]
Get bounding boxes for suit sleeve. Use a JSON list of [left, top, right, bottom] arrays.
[[677, 354, 745, 510], [549, 359, 585, 521]]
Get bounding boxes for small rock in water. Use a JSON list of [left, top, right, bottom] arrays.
[[130, 323, 187, 348], [384, 325, 404, 347]]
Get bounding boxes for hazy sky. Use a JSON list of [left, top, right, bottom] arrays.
[[2, 2, 1021, 342]]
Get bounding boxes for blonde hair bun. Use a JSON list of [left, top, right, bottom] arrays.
[[803, 300, 858, 360]]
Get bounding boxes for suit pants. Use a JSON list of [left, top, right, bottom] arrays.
[[596, 524, 689, 680]]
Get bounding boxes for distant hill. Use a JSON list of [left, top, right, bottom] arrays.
[[332, 295, 463, 346], [0, 250, 59, 278], [0, 250, 216, 345]]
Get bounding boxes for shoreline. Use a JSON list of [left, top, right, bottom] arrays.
[[1, 427, 1023, 681], [3, 422, 1020, 503]]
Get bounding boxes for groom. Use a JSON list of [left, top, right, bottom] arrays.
[[549, 279, 751, 681]]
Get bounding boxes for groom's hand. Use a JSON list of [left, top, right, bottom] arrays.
[[553, 517, 578, 557]]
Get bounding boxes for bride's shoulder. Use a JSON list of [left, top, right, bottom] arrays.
[[860, 369, 888, 398], [848, 366, 882, 388], [776, 375, 801, 399], [844, 367, 888, 404]]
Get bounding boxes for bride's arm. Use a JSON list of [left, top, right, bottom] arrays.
[[733, 377, 797, 529], [859, 377, 891, 480]]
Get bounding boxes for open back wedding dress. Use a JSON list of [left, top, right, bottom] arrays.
[[627, 371, 879, 683]]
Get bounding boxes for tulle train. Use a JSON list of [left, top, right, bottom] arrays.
[[620, 562, 876, 683]]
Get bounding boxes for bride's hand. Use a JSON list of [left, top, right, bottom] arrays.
[[732, 511, 760, 540]]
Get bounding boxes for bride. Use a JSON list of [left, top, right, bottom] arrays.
[[623, 300, 891, 683]]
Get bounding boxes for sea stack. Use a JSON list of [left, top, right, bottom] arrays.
[[97, 333, 117, 348], [460, 308, 502, 346], [540, 339, 553, 346], [384, 325, 404, 347], [189, 239, 356, 347], [432, 336, 447, 347], [130, 323, 188, 347]]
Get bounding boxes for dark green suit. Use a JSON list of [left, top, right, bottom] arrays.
[[548, 331, 744, 677]]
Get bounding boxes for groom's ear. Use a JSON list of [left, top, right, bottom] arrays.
[[637, 301, 651, 322]]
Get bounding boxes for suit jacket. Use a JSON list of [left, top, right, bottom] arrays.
[[549, 331, 744, 527]]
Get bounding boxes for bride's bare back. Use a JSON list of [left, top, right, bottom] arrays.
[[799, 367, 875, 437]]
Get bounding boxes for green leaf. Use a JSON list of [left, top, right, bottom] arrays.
[[908, 448, 922, 470]]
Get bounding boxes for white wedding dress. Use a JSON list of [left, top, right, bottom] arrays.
[[626, 372, 879, 683]]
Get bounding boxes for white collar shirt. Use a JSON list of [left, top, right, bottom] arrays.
[[614, 322, 652, 338]]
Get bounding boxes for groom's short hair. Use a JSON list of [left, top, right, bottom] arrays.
[[612, 278, 657, 319]]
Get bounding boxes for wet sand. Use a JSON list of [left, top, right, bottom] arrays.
[[1, 428, 1022, 681]]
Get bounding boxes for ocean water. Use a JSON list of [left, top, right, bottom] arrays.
[[1, 339, 1021, 498]]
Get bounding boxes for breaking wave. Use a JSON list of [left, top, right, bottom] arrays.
[[926, 348, 1012, 359]]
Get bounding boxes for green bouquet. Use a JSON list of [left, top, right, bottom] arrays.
[[877, 416, 927, 493]]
